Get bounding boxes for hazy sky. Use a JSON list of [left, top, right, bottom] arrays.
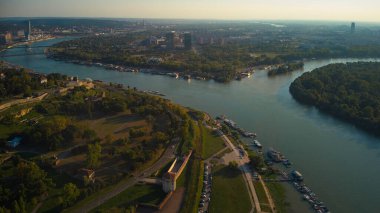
[[1, 0, 379, 22]]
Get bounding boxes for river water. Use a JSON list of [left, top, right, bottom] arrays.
[[2, 38, 380, 213]]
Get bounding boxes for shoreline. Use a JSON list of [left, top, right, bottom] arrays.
[[45, 55, 258, 83], [1, 36, 57, 51]]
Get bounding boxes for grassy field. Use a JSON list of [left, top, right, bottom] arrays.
[[201, 126, 226, 159], [91, 184, 166, 212], [75, 111, 149, 140], [266, 182, 289, 213], [38, 168, 80, 213], [253, 181, 271, 212], [208, 165, 252, 213]]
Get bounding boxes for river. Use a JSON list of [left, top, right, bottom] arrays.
[[2, 37, 380, 213]]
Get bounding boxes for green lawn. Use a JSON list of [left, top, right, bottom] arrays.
[[201, 126, 226, 159], [253, 181, 271, 212], [209, 165, 252, 213], [179, 122, 204, 213], [266, 182, 289, 213], [91, 184, 166, 212]]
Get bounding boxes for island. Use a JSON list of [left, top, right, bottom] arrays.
[[290, 62, 380, 135], [267, 62, 304, 76]]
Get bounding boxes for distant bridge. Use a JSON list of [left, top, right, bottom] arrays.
[[10, 45, 51, 49], [0, 53, 46, 57]]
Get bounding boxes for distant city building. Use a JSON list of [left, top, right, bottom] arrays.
[[150, 36, 166, 45], [17, 30, 25, 39], [4, 32, 13, 44], [351, 22, 356, 33], [28, 20, 32, 41], [166, 31, 175, 49], [184, 32, 192, 50]]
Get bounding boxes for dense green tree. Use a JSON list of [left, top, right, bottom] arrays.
[[62, 183, 80, 207], [290, 62, 380, 135], [87, 143, 102, 168]]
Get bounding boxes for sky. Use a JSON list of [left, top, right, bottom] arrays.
[[1, 0, 380, 22]]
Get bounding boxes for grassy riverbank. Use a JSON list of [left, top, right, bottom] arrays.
[[201, 126, 226, 159], [208, 165, 251, 213]]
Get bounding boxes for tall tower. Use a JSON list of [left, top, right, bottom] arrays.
[[351, 22, 356, 34], [184, 32, 192, 50], [28, 20, 32, 41], [166, 31, 175, 49]]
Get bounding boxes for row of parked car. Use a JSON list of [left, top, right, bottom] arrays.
[[199, 163, 212, 213]]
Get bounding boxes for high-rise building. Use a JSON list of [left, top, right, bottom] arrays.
[[184, 32, 192, 50], [166, 31, 175, 49], [28, 20, 32, 41], [351, 22, 356, 33]]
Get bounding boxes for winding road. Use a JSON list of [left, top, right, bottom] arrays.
[[68, 143, 177, 213]]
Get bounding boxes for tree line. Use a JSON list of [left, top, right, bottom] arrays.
[[290, 62, 380, 135]]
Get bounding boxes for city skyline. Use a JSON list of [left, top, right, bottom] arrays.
[[1, 0, 380, 22]]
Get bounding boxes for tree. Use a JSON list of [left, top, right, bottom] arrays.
[[249, 154, 264, 169], [83, 129, 97, 142], [62, 183, 80, 207], [23, 85, 32, 97], [87, 143, 102, 168], [228, 161, 238, 169], [152, 131, 169, 144]]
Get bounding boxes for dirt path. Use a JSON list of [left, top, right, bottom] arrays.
[[259, 175, 276, 213], [159, 187, 185, 213]]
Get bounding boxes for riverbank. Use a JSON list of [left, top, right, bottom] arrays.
[[216, 115, 331, 213], [3, 37, 380, 213], [0, 36, 57, 52], [45, 54, 257, 83]]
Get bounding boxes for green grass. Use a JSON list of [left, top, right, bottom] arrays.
[[201, 126, 225, 159], [176, 160, 189, 188], [253, 181, 271, 211], [266, 182, 289, 213], [91, 184, 166, 212], [208, 165, 252, 213], [179, 122, 204, 213], [179, 158, 203, 213], [214, 148, 232, 159]]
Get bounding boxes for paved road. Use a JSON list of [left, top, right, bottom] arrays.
[[71, 143, 177, 213]]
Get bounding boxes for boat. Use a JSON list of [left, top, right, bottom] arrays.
[[267, 148, 283, 162], [145, 90, 165, 96], [282, 158, 292, 167], [291, 170, 304, 182], [253, 140, 262, 148]]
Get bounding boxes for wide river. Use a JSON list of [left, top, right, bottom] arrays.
[[2, 38, 380, 213]]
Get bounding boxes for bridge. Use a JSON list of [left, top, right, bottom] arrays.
[[0, 53, 46, 57], [0, 45, 48, 57], [9, 45, 51, 49]]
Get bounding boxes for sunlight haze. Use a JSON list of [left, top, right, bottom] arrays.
[[1, 0, 379, 22]]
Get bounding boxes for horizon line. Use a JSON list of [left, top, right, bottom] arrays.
[[1, 16, 380, 24]]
